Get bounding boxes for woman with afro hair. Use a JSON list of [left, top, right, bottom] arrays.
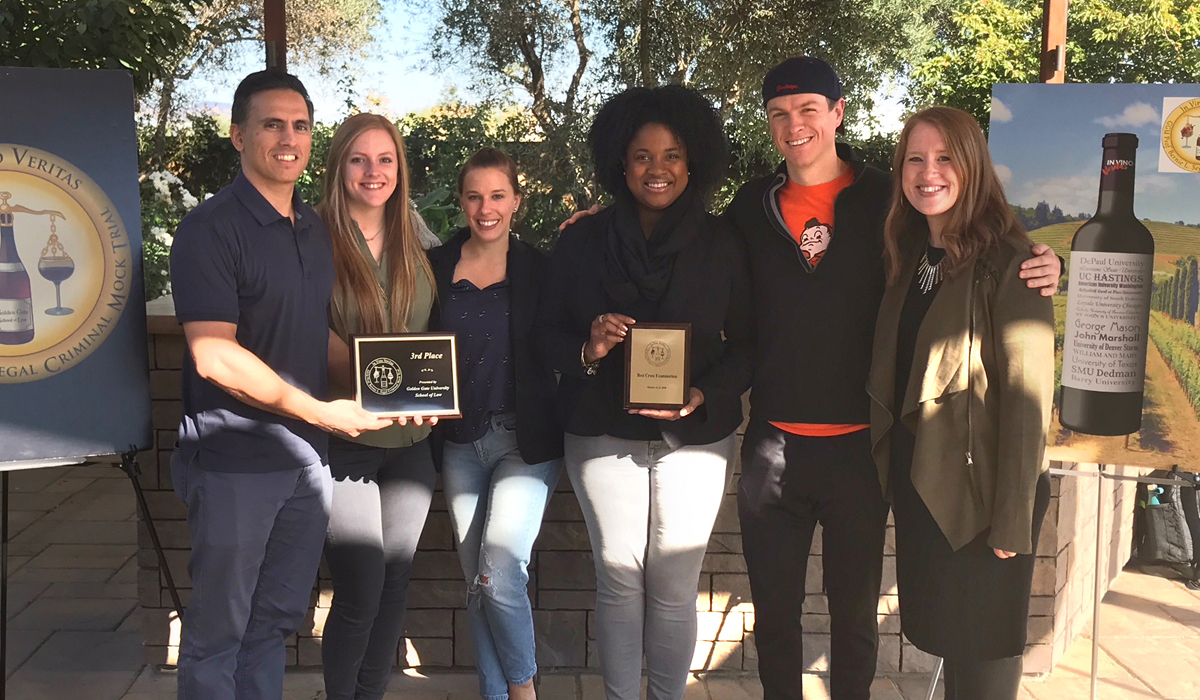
[[532, 85, 754, 700]]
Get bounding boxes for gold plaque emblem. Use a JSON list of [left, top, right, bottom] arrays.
[[644, 340, 671, 367], [0, 145, 131, 384], [1162, 98, 1200, 174], [364, 357, 403, 395]]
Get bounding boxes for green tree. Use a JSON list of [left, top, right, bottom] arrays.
[[424, 0, 930, 219], [1175, 266, 1185, 319], [146, 0, 387, 167], [0, 0, 210, 95], [402, 101, 583, 250], [1035, 200, 1051, 228], [592, 0, 927, 174], [428, 0, 599, 215], [907, 0, 1200, 125], [1187, 256, 1198, 324]]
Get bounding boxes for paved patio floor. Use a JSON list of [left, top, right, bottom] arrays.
[[2, 464, 1196, 699]]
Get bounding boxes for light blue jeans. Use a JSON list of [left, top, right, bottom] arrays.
[[442, 413, 562, 700]]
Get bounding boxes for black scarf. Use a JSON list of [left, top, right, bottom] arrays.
[[601, 186, 706, 313]]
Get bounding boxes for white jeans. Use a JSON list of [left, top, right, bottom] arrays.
[[565, 432, 737, 700]]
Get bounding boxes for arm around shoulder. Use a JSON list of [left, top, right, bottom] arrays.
[[532, 224, 594, 378], [690, 220, 755, 406], [987, 256, 1056, 554]]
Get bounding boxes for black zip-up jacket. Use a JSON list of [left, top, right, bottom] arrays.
[[724, 144, 891, 424], [428, 229, 564, 465], [531, 208, 755, 448]]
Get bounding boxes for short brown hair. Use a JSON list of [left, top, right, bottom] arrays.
[[457, 147, 522, 197]]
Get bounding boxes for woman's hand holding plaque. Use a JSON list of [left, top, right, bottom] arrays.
[[585, 313, 635, 363]]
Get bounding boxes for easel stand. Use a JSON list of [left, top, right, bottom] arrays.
[[2, 470, 8, 700], [924, 465, 1200, 700], [0, 451, 184, 700], [118, 449, 185, 618]]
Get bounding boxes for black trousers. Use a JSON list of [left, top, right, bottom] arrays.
[[737, 421, 890, 700], [322, 438, 437, 700], [944, 655, 1023, 700]]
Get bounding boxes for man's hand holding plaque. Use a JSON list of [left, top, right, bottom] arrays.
[[353, 333, 462, 419]]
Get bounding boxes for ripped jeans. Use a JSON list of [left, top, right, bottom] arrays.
[[441, 413, 561, 700]]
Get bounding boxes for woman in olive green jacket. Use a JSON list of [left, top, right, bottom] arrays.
[[867, 106, 1055, 700]]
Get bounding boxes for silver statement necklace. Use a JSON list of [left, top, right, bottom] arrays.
[[916, 247, 945, 294]]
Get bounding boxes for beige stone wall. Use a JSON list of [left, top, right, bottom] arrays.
[[137, 306, 1138, 676]]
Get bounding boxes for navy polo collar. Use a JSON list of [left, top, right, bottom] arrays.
[[231, 170, 313, 228]]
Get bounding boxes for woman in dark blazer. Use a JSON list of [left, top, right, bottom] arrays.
[[427, 147, 563, 700], [867, 107, 1054, 700], [531, 85, 753, 700]]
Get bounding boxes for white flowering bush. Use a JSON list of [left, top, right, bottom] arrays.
[[140, 170, 203, 300]]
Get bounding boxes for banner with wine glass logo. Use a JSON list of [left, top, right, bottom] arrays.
[[990, 83, 1200, 470], [0, 67, 151, 464]]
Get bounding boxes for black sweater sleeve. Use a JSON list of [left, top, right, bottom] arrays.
[[532, 225, 593, 380], [690, 222, 755, 410]]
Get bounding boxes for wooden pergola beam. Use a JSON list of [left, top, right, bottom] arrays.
[[1040, 0, 1068, 83], [264, 0, 287, 72]]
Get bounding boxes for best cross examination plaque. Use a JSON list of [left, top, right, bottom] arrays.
[[353, 333, 461, 418], [624, 322, 691, 410]]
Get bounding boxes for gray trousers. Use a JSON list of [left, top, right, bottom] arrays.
[[565, 432, 737, 700], [172, 454, 332, 700]]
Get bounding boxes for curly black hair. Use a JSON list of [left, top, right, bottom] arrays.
[[588, 85, 729, 199]]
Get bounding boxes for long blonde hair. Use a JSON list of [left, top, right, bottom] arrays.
[[883, 106, 1030, 284], [318, 113, 434, 333]]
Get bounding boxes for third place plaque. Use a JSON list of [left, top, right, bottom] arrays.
[[353, 333, 461, 418]]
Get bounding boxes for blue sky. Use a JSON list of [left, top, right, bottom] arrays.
[[181, 4, 909, 132], [989, 83, 1200, 223], [187, 5, 467, 121]]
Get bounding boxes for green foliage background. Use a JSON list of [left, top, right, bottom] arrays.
[[11, 0, 1200, 300], [0, 0, 209, 94]]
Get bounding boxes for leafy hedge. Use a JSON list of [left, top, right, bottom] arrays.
[[137, 106, 898, 300]]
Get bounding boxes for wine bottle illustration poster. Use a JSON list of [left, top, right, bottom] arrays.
[[0, 67, 151, 464], [990, 83, 1200, 470]]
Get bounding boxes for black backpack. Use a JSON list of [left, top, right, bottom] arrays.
[[1132, 468, 1200, 588]]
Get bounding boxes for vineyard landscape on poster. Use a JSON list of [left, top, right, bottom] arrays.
[[990, 83, 1200, 468]]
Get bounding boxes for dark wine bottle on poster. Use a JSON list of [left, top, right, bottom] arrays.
[[1060, 133, 1154, 436], [0, 206, 35, 346]]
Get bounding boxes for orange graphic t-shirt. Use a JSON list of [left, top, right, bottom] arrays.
[[769, 168, 868, 438]]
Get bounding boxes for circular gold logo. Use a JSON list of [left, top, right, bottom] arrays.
[[644, 340, 671, 367], [364, 357, 402, 395], [0, 145, 131, 384], [1162, 99, 1200, 173]]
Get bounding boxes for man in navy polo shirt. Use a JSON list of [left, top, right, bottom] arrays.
[[168, 71, 392, 700]]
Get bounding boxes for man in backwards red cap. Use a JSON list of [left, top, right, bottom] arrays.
[[726, 56, 1061, 699]]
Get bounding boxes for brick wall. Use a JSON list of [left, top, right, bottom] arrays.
[[137, 299, 1137, 676]]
